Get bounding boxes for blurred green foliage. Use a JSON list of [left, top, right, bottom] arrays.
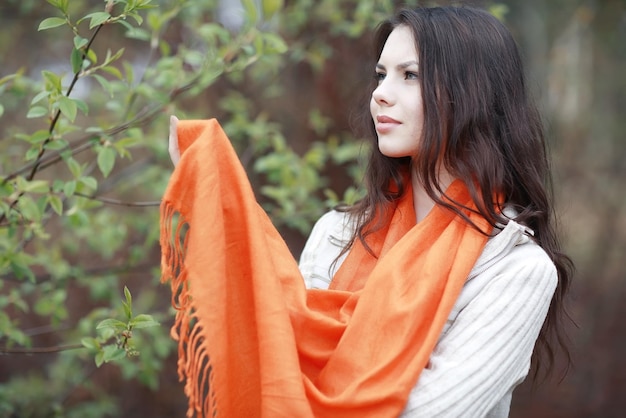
[[0, 0, 386, 415]]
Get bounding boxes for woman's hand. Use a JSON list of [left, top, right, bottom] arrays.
[[168, 115, 180, 166]]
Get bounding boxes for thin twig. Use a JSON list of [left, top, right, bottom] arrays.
[[1, 257, 155, 284], [0, 343, 84, 354], [74, 192, 160, 207]]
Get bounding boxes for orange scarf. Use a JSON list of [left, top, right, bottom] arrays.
[[160, 119, 490, 417]]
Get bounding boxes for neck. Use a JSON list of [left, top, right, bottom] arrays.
[[410, 167, 455, 223]]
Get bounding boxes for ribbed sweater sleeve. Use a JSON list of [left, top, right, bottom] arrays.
[[298, 210, 557, 418], [400, 241, 557, 417]]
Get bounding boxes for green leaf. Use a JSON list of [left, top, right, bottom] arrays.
[[58, 96, 77, 121], [96, 318, 127, 331], [47, 0, 69, 14], [262, 0, 283, 19], [0, 71, 23, 87], [134, 0, 156, 10], [25, 147, 40, 161], [84, 12, 111, 29], [114, 136, 141, 151], [73, 35, 88, 50], [85, 126, 104, 133], [102, 345, 126, 363], [81, 337, 100, 351], [27, 106, 48, 119], [0, 104, 3, 118], [7, 289, 28, 312], [105, 48, 125, 64], [92, 74, 113, 97], [97, 147, 116, 177], [74, 98, 89, 115], [71, 48, 83, 74], [123, 286, 133, 319], [9, 255, 36, 282], [124, 286, 132, 308], [95, 350, 105, 367], [38, 17, 66, 31], [262, 32, 288, 54], [47, 194, 63, 215], [98, 326, 115, 341], [242, 0, 258, 24], [28, 130, 51, 144], [86, 48, 98, 63], [130, 314, 160, 329], [30, 90, 50, 105], [44, 138, 68, 151], [124, 26, 150, 41], [66, 158, 82, 178], [122, 302, 132, 321], [101, 65, 123, 80], [63, 180, 76, 197], [123, 61, 134, 85], [34, 290, 66, 315], [127, 12, 144, 26], [52, 179, 65, 193], [79, 176, 98, 190], [22, 179, 50, 194], [42, 70, 62, 93]]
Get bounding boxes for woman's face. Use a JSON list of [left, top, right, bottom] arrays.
[[370, 25, 424, 159]]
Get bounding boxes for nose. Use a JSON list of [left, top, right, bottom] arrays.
[[372, 81, 394, 106]]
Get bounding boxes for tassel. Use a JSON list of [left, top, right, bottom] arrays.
[[160, 201, 216, 417]]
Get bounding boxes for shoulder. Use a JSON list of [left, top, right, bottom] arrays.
[[298, 210, 354, 289], [303, 209, 354, 253], [311, 210, 352, 239], [402, 220, 558, 417], [473, 218, 556, 281], [453, 219, 558, 327]]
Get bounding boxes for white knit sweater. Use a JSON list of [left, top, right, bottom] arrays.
[[298, 210, 557, 417]]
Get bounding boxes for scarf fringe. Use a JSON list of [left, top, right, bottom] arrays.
[[160, 201, 216, 418]]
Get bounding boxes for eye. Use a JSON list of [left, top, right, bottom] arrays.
[[404, 71, 419, 80], [374, 71, 386, 83]]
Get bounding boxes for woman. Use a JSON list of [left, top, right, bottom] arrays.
[[299, 6, 573, 416], [163, 5, 572, 418]]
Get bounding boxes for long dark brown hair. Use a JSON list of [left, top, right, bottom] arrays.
[[343, 6, 573, 378]]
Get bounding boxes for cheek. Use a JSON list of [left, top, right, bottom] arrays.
[[369, 97, 377, 119], [412, 98, 424, 130]]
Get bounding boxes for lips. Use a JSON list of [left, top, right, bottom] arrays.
[[377, 115, 400, 124], [375, 115, 401, 134]]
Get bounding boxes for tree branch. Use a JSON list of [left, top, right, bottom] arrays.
[[0, 22, 106, 225], [1, 260, 156, 285], [0, 343, 84, 354], [26, 24, 105, 183], [74, 192, 160, 207]]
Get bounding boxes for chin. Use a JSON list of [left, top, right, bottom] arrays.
[[378, 144, 413, 159]]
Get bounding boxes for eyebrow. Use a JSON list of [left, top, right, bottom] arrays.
[[376, 60, 419, 71]]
